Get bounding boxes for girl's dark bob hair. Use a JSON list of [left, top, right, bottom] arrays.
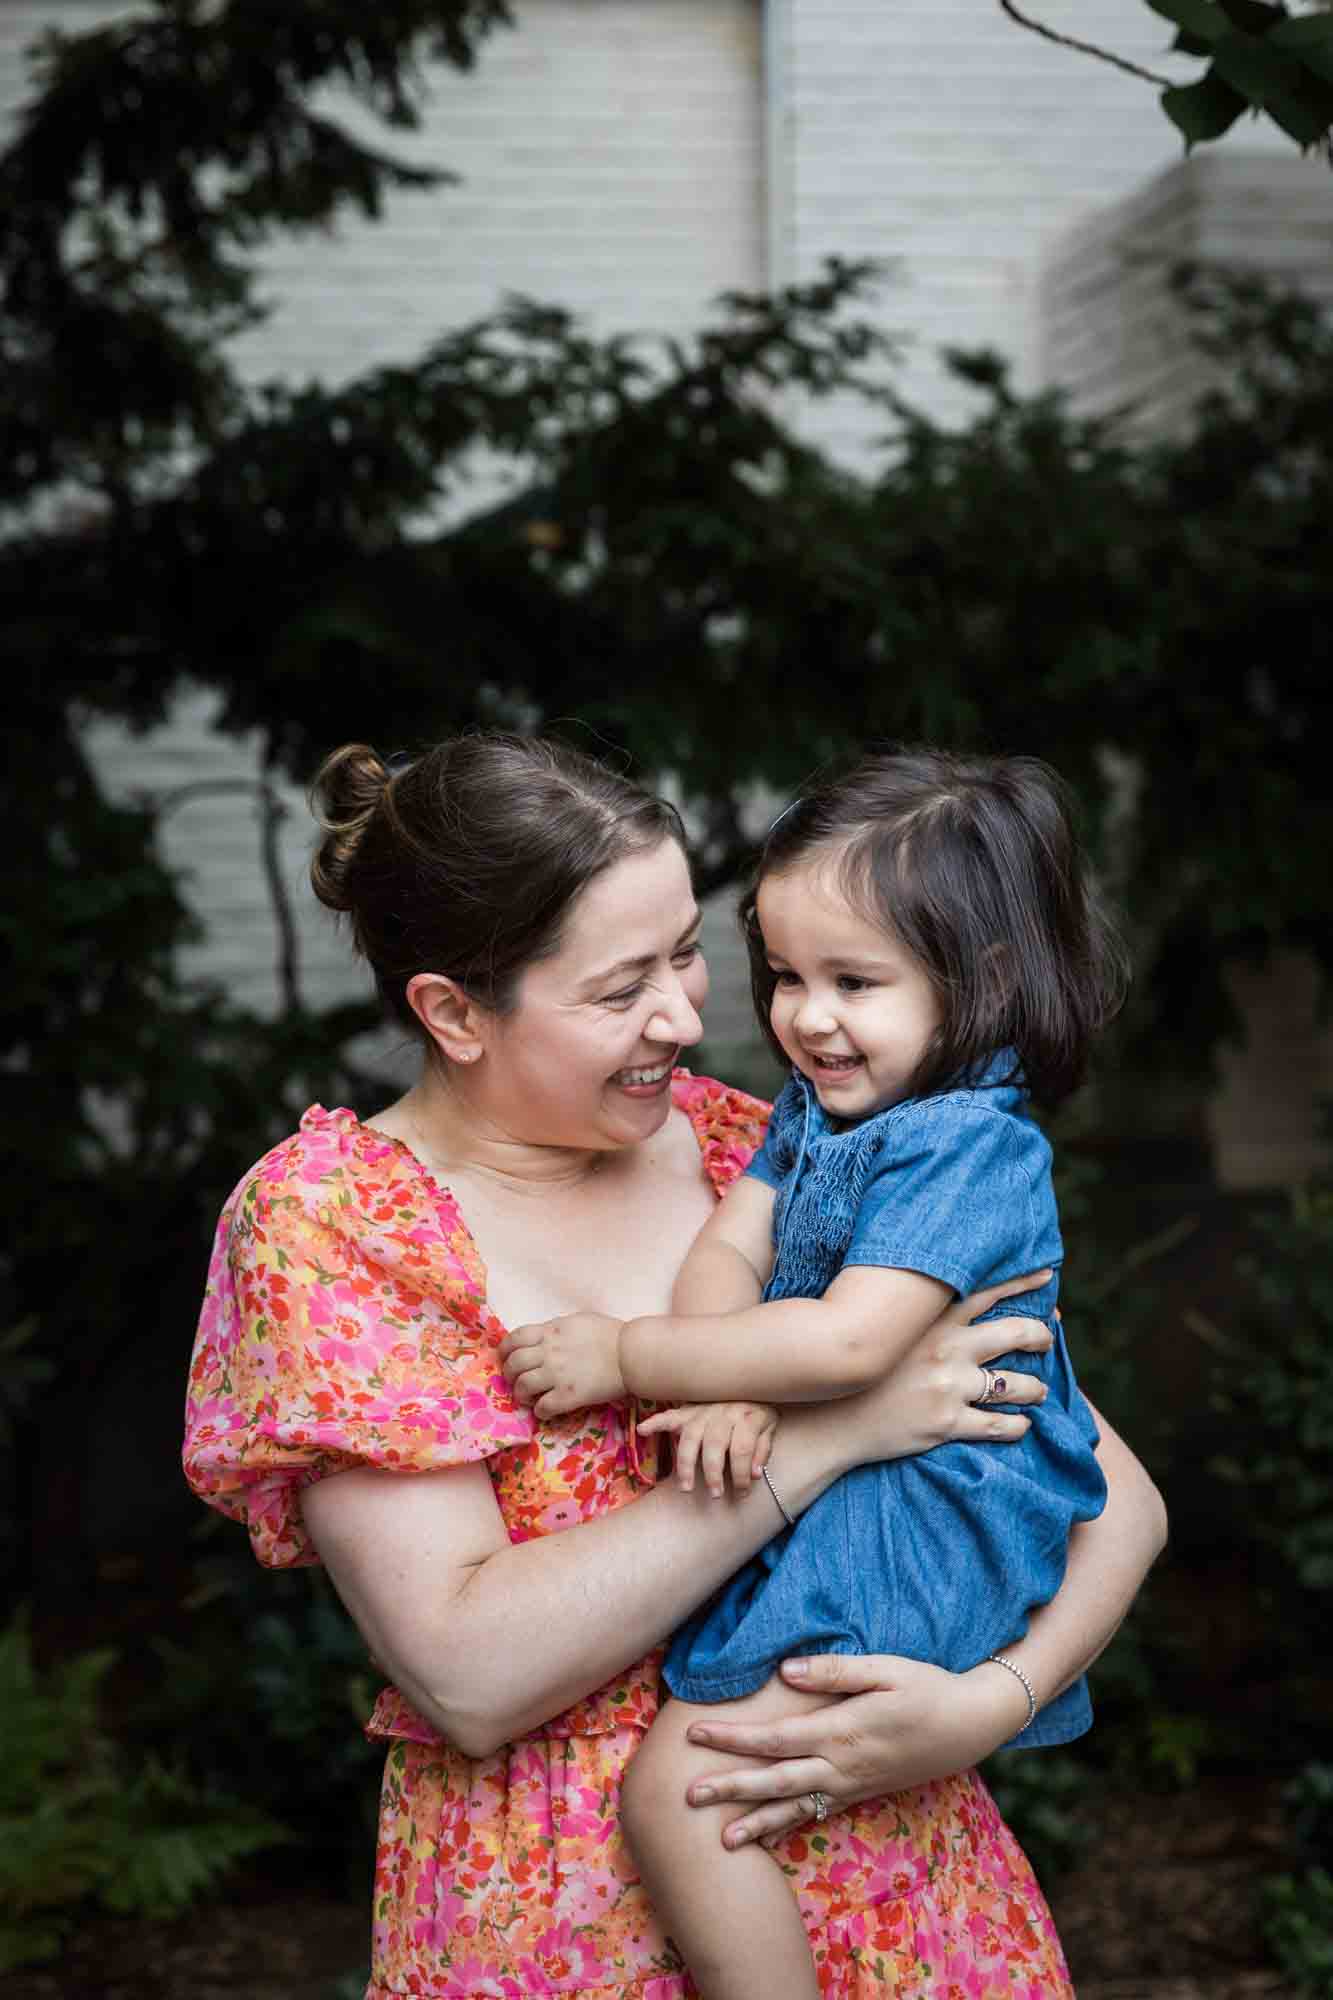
[[742, 747, 1128, 1109]]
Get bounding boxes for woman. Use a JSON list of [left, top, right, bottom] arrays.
[[184, 734, 1166, 1999]]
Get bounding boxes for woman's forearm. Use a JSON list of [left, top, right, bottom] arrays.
[[307, 1401, 851, 1760], [977, 1403, 1167, 1711]]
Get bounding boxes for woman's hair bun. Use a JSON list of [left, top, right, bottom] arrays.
[[309, 742, 392, 914]]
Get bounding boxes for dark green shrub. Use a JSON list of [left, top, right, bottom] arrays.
[[0, 1614, 291, 1971], [1261, 1869, 1333, 1998], [1210, 1186, 1333, 1598]]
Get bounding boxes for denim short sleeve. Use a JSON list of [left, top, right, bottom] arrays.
[[743, 1075, 803, 1191], [843, 1101, 1060, 1298]]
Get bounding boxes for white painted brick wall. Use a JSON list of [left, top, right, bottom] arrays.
[[773, 0, 1289, 463]]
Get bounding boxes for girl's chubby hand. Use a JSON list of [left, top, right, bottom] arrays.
[[637, 1402, 780, 1499], [499, 1312, 626, 1417]]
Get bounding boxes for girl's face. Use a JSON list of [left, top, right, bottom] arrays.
[[757, 856, 942, 1120], [479, 838, 709, 1153]]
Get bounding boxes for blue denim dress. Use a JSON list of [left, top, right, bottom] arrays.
[[662, 1055, 1107, 1747]]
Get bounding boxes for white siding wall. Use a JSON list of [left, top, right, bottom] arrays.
[[1042, 150, 1333, 433]]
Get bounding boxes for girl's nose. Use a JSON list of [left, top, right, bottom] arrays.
[[794, 994, 837, 1037]]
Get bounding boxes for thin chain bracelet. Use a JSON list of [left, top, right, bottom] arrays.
[[760, 1463, 796, 1528], [985, 1653, 1037, 1733]]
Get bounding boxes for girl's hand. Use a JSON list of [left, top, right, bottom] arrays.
[[830, 1271, 1054, 1472], [683, 1653, 1032, 1849], [499, 1312, 626, 1417], [636, 1401, 779, 1498]]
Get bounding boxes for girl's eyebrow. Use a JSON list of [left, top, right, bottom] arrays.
[[580, 912, 702, 992]]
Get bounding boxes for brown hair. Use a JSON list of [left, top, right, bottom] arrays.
[[743, 747, 1128, 1108], [310, 735, 685, 1035]]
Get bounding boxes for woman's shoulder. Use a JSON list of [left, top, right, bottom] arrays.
[[214, 1104, 488, 1310], [670, 1068, 772, 1193]]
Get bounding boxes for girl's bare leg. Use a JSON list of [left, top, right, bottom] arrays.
[[622, 1677, 836, 2000]]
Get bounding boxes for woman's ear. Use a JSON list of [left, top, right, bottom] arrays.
[[404, 973, 488, 1067]]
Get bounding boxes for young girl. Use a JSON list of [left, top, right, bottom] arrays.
[[500, 748, 1127, 2000]]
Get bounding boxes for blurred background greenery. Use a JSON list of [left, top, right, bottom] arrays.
[[2, 3, 1331, 1991]]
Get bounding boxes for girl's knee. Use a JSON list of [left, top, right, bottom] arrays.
[[622, 1708, 701, 1853]]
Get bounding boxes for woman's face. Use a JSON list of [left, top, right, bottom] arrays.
[[478, 838, 709, 1154]]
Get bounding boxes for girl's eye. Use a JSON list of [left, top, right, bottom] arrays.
[[770, 968, 800, 987], [837, 975, 872, 993]]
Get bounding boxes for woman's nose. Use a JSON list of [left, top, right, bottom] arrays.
[[647, 976, 704, 1048]]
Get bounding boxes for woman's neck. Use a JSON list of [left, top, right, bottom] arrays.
[[372, 1068, 611, 1194]]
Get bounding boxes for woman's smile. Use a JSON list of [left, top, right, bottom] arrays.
[[609, 1056, 677, 1096]]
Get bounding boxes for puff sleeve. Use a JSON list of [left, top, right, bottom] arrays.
[[183, 1111, 534, 1569]]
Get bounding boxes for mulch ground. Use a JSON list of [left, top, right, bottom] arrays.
[[3, 1778, 1299, 1999]]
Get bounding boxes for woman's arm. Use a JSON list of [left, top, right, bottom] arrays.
[[302, 1288, 1055, 1759], [302, 1417, 843, 1761], [674, 1402, 1167, 1845]]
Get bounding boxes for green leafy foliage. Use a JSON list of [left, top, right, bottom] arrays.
[[1149, 1, 1333, 151], [149, 1554, 383, 1869], [0, 1614, 291, 1970], [1261, 1869, 1333, 1996], [1209, 1187, 1333, 1594]]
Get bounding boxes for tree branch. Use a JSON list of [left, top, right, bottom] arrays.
[[997, 1, 1174, 89], [158, 774, 303, 1014]]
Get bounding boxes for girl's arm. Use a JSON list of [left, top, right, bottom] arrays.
[[302, 1289, 1054, 1759], [620, 1262, 958, 1404], [671, 1176, 776, 1316], [676, 1403, 1167, 1846]]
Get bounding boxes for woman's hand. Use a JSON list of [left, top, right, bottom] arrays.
[[828, 1272, 1054, 1472], [499, 1312, 626, 1416], [683, 1653, 1032, 1849], [636, 1401, 779, 1497]]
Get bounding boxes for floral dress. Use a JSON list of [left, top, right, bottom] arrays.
[[184, 1072, 1075, 1999]]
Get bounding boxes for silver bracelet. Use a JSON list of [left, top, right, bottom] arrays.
[[986, 1653, 1037, 1734], [761, 1463, 796, 1528]]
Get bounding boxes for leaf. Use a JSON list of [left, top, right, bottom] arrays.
[[1216, 0, 1286, 33], [1271, 14, 1333, 86], [1145, 0, 1229, 38], [1161, 71, 1249, 143], [1210, 31, 1333, 143]]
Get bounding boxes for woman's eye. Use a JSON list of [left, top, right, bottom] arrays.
[[672, 942, 702, 969], [602, 983, 644, 1009]]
